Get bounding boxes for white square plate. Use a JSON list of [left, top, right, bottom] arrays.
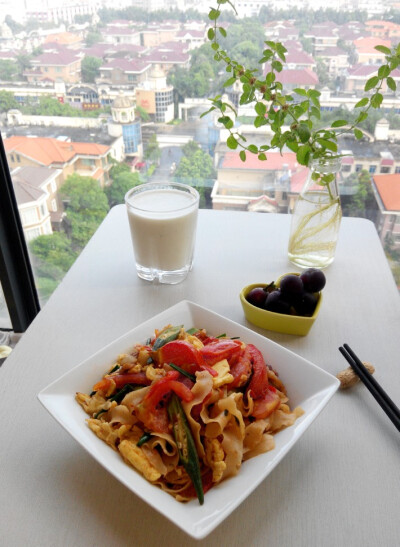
[[38, 300, 339, 539]]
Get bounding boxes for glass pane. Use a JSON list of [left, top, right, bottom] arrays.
[[0, 1, 399, 315], [0, 281, 12, 330]]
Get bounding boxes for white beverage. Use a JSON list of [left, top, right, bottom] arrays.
[[125, 184, 199, 283]]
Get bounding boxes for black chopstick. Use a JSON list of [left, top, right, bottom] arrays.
[[339, 344, 400, 433]]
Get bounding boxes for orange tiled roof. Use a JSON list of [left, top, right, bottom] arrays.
[[4, 136, 109, 166], [44, 32, 83, 45], [354, 37, 391, 54], [373, 174, 400, 211]]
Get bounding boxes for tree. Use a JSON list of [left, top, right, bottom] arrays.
[[60, 174, 109, 248], [135, 105, 151, 122], [342, 170, 377, 220], [85, 31, 103, 47], [29, 232, 78, 300], [106, 171, 141, 206], [174, 142, 216, 207], [144, 134, 161, 165], [0, 60, 18, 81], [0, 90, 19, 113], [81, 56, 102, 83]]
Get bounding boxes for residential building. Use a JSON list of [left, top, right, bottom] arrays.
[[140, 23, 180, 48], [25, 1, 98, 26], [98, 58, 152, 87], [11, 165, 64, 241], [103, 25, 141, 46], [304, 23, 339, 54], [4, 136, 112, 188], [173, 29, 207, 50], [344, 64, 400, 94], [353, 37, 392, 64], [24, 43, 82, 84], [212, 148, 307, 212], [141, 42, 190, 74], [372, 174, 400, 250], [316, 47, 349, 78], [365, 20, 400, 40]]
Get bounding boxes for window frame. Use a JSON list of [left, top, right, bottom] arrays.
[[0, 132, 40, 332]]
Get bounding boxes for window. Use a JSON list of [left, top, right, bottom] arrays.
[[1, 2, 400, 334], [21, 208, 38, 225]]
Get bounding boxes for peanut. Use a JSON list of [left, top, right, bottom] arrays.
[[337, 362, 375, 389]]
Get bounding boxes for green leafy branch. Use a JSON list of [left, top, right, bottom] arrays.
[[202, 1, 400, 181]]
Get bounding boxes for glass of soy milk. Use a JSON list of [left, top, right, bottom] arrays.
[[125, 182, 199, 284]]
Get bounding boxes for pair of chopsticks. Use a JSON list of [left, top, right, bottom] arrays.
[[339, 344, 400, 433]]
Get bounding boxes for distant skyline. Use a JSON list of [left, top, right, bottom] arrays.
[[0, 0, 395, 26]]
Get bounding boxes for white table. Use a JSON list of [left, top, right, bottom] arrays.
[[1, 207, 400, 547]]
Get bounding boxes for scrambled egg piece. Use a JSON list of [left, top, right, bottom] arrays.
[[119, 428, 161, 482], [76, 391, 107, 415], [212, 359, 234, 388], [204, 438, 226, 483], [87, 420, 131, 450]]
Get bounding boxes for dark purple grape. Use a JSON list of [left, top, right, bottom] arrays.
[[300, 268, 326, 293], [279, 274, 304, 303], [246, 287, 267, 308], [264, 290, 291, 314], [295, 292, 318, 316]]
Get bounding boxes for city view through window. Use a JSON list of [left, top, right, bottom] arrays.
[[1, 0, 400, 325]]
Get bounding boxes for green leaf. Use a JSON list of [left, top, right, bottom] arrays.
[[207, 28, 215, 40], [247, 144, 258, 154], [296, 144, 311, 166], [266, 72, 275, 85], [255, 102, 266, 116], [271, 60, 283, 72], [254, 115, 267, 128], [286, 140, 298, 153], [375, 45, 391, 55], [223, 77, 236, 87], [239, 150, 246, 162], [310, 106, 320, 119], [227, 135, 238, 149], [293, 88, 307, 97], [208, 8, 220, 20], [218, 27, 227, 37], [200, 106, 215, 118], [387, 76, 397, 91], [331, 120, 348, 128], [364, 76, 379, 91], [378, 64, 390, 79], [297, 124, 311, 143], [218, 116, 233, 129], [356, 111, 368, 123], [370, 92, 383, 108], [316, 138, 337, 152], [354, 128, 363, 140], [355, 97, 369, 108], [211, 42, 219, 51], [258, 153, 267, 161]]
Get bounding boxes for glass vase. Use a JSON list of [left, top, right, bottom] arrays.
[[288, 157, 342, 269]]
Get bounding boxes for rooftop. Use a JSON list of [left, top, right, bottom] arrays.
[[373, 174, 400, 211]]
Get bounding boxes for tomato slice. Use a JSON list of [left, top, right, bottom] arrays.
[[93, 372, 150, 393], [200, 339, 242, 366], [158, 340, 217, 377], [134, 371, 194, 433]]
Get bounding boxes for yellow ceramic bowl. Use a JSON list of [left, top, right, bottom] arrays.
[[239, 273, 322, 336]]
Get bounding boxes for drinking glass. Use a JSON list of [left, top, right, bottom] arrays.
[[125, 182, 199, 284]]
